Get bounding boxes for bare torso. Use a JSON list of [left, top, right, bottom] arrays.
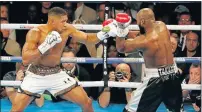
[[33, 25, 71, 67], [142, 22, 174, 68]]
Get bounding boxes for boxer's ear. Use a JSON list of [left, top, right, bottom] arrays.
[[140, 19, 145, 26]]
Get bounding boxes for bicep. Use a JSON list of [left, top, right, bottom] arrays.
[[69, 27, 88, 44], [125, 36, 147, 52]]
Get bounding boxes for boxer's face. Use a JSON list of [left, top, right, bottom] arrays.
[[62, 52, 75, 70], [53, 15, 68, 32], [136, 14, 146, 34]]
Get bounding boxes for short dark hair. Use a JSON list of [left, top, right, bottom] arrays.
[[63, 46, 76, 56], [48, 7, 67, 17]]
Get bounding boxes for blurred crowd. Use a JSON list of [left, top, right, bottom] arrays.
[[0, 1, 201, 111]]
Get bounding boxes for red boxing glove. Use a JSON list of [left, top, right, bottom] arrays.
[[97, 19, 117, 41], [115, 13, 131, 38], [102, 19, 114, 26], [116, 13, 131, 29]]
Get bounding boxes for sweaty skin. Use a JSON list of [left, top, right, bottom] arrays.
[[22, 15, 99, 67], [116, 8, 174, 68]]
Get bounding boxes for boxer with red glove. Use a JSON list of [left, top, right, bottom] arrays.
[[116, 13, 131, 38], [97, 19, 118, 41]]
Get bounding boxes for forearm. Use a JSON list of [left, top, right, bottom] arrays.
[[86, 33, 100, 44], [22, 49, 41, 65], [127, 31, 140, 39], [98, 87, 111, 108], [116, 37, 126, 53]]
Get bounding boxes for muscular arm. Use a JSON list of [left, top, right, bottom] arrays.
[[116, 35, 147, 53], [22, 28, 41, 65], [127, 31, 140, 39], [69, 25, 100, 45]]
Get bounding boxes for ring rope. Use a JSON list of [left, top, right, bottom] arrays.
[[1, 80, 200, 90], [1, 24, 201, 30], [1, 56, 201, 63]]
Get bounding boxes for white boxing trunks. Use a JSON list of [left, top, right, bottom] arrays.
[[18, 64, 78, 97]]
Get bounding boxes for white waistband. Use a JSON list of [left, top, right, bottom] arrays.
[[144, 63, 178, 77]]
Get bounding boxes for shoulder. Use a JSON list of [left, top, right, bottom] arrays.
[[27, 27, 40, 35], [26, 27, 41, 41], [156, 21, 168, 31]]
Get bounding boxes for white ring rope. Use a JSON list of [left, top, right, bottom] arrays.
[[1, 80, 200, 90], [1, 24, 201, 30]]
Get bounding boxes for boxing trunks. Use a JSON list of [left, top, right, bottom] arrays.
[[124, 63, 182, 112], [18, 64, 78, 98]]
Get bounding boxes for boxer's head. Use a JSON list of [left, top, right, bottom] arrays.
[[137, 8, 155, 34], [48, 7, 68, 32]]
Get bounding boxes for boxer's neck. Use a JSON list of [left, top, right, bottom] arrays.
[[46, 23, 55, 32]]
